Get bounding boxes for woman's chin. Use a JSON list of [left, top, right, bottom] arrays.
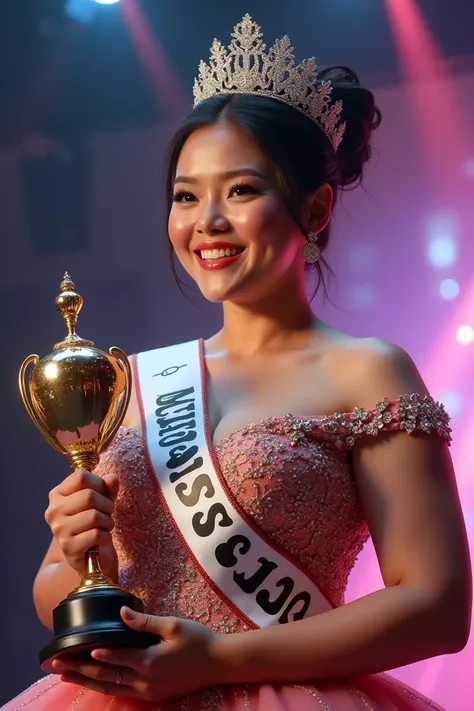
[[195, 275, 243, 304], [199, 287, 234, 304]]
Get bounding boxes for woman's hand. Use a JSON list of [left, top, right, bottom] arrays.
[[52, 607, 221, 702], [45, 469, 120, 578]]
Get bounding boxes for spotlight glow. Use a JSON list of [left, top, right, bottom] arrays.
[[428, 236, 457, 268], [439, 278, 460, 301], [427, 212, 458, 268], [439, 391, 462, 416], [67, 0, 120, 22], [456, 325, 474, 345]]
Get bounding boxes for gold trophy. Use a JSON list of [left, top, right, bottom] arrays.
[[19, 274, 158, 672]]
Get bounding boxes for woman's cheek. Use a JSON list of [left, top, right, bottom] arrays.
[[234, 199, 286, 242], [168, 210, 193, 252]]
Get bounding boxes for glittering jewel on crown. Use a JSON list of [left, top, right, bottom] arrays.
[[193, 14, 346, 153]]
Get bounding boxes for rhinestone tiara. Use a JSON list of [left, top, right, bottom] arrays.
[[193, 14, 346, 152]]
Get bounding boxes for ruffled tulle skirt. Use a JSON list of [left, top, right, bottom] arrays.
[[1, 672, 445, 711]]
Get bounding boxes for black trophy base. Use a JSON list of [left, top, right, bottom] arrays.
[[40, 585, 160, 673]]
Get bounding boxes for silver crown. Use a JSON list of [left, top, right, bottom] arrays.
[[193, 14, 346, 152]]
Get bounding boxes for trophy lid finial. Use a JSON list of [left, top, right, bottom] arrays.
[[53, 273, 94, 350], [61, 272, 74, 289]]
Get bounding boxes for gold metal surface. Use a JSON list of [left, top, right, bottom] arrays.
[[19, 273, 131, 592], [71, 546, 124, 594]]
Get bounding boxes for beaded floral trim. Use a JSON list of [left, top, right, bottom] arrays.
[[319, 393, 452, 450]]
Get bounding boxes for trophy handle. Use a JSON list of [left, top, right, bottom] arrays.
[[19, 355, 67, 456], [100, 347, 132, 451]]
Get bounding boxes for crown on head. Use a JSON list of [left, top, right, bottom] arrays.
[[193, 14, 346, 152]]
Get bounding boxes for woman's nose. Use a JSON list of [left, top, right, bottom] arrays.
[[196, 206, 230, 235]]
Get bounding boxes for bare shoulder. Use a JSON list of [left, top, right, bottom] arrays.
[[320, 329, 429, 411]]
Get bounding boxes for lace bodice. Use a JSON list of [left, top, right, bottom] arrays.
[[97, 394, 450, 633]]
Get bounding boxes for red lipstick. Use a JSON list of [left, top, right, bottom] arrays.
[[193, 241, 246, 271]]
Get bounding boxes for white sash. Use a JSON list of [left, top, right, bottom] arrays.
[[135, 339, 332, 629]]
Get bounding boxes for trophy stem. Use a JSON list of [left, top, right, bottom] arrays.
[[68, 451, 100, 472], [66, 452, 124, 594], [87, 547, 103, 576], [72, 547, 122, 593]]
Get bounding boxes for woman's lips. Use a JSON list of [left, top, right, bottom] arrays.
[[193, 241, 246, 271], [195, 249, 246, 270]]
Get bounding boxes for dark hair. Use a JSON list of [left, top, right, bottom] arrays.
[[165, 66, 381, 298]]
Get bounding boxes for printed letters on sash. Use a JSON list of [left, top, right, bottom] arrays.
[[135, 339, 332, 629]]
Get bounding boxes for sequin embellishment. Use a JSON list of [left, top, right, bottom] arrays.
[[7, 393, 451, 711], [323, 394, 452, 450]]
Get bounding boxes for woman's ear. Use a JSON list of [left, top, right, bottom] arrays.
[[304, 184, 333, 234]]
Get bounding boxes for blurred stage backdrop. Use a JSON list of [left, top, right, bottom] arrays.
[[0, 0, 473, 707]]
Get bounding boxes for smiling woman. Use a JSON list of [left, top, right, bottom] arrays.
[[168, 119, 329, 304], [165, 76, 380, 302], [2, 13, 471, 711]]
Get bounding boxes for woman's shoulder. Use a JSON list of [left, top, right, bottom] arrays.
[[320, 330, 428, 411], [331, 333, 417, 372], [316, 332, 451, 445]]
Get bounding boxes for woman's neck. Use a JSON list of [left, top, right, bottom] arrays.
[[209, 293, 322, 358]]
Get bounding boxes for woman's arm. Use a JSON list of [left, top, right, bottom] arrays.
[[211, 343, 472, 684], [33, 538, 89, 631]]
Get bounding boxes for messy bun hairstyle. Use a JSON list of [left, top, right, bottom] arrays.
[[165, 66, 381, 297]]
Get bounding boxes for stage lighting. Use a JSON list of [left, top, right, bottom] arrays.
[[440, 279, 460, 301], [428, 237, 457, 269], [426, 212, 458, 269], [66, 0, 120, 23], [456, 325, 474, 345], [440, 391, 462, 416]]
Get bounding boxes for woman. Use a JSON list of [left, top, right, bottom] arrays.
[[3, 14, 471, 711]]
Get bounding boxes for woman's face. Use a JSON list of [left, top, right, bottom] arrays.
[[168, 121, 316, 304]]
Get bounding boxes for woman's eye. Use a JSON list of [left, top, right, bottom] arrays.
[[172, 190, 196, 203], [229, 182, 259, 197], [172, 182, 259, 203]]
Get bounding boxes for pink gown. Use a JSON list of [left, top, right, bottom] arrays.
[[3, 393, 452, 711]]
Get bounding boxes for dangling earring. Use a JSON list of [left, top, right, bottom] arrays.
[[302, 231, 320, 264]]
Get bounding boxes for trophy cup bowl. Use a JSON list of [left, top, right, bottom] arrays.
[[19, 274, 159, 672]]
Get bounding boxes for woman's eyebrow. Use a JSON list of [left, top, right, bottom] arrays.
[[173, 167, 267, 185]]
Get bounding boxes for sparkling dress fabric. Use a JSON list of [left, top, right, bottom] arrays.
[[3, 394, 451, 711]]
